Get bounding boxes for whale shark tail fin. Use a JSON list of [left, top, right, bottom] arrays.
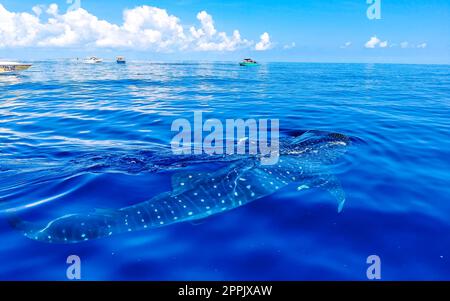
[[313, 174, 346, 213], [9, 211, 126, 244], [7, 216, 51, 242]]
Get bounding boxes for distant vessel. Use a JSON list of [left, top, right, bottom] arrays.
[[239, 58, 258, 66], [0, 61, 32, 74], [116, 56, 126, 64], [84, 57, 103, 64]]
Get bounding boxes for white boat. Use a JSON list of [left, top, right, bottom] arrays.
[[0, 61, 32, 74], [84, 57, 103, 64], [116, 56, 126, 64]]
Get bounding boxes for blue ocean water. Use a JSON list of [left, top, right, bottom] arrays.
[[0, 61, 449, 280]]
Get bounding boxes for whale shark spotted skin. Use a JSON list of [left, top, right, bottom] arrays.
[[11, 131, 352, 244]]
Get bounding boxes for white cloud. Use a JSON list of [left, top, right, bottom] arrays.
[[340, 41, 352, 48], [365, 36, 389, 48], [364, 37, 427, 49], [0, 4, 269, 52], [46, 3, 58, 16], [32, 5, 43, 16], [189, 11, 251, 51], [365, 36, 381, 48], [283, 42, 296, 49], [417, 42, 427, 49], [255, 32, 272, 51], [195, 11, 216, 37], [0, 4, 41, 47], [400, 41, 409, 48]]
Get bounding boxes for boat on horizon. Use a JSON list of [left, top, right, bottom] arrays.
[[0, 61, 32, 74], [239, 58, 258, 66], [116, 56, 126, 64], [84, 57, 103, 64]]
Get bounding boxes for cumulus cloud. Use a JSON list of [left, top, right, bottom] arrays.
[[365, 36, 389, 48], [32, 5, 43, 16], [46, 3, 58, 16], [255, 32, 272, 51], [189, 11, 251, 51], [379, 40, 388, 48], [364, 37, 428, 49], [0, 4, 41, 47], [365, 36, 380, 48], [417, 42, 427, 49], [193, 11, 216, 37], [0, 4, 270, 52]]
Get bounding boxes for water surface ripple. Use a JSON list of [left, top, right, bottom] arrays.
[[0, 61, 449, 280]]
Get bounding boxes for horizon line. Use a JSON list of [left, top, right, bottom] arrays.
[[1, 58, 449, 66]]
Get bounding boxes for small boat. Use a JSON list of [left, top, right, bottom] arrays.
[[0, 61, 32, 74], [239, 58, 258, 66], [84, 57, 103, 64], [116, 56, 126, 64]]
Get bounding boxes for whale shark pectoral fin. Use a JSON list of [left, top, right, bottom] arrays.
[[313, 174, 346, 213], [171, 171, 212, 193]]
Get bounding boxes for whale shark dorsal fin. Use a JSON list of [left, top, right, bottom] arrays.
[[313, 174, 346, 213], [171, 171, 213, 193], [291, 130, 315, 143]]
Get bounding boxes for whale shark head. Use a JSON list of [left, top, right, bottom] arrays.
[[276, 130, 353, 213], [281, 130, 351, 164]]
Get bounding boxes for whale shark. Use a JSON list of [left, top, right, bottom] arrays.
[[10, 130, 353, 244]]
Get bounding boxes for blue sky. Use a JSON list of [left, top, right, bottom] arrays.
[[0, 0, 449, 63]]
